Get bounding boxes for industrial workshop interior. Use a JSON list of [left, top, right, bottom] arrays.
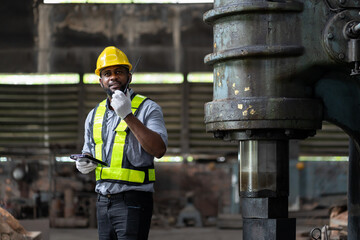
[[2, 0, 360, 239]]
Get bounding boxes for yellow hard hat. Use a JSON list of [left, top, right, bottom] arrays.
[[95, 46, 133, 76]]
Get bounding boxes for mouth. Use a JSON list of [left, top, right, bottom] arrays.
[[109, 83, 122, 91]]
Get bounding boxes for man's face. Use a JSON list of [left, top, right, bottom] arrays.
[[99, 65, 131, 98]]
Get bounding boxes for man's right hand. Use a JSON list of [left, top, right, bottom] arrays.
[[76, 159, 97, 174]]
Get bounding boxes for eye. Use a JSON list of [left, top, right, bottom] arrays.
[[116, 70, 125, 75]]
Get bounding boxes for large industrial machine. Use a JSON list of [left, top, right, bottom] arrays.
[[203, 0, 360, 239]]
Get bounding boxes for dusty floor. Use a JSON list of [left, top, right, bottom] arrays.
[[20, 208, 333, 240], [49, 225, 318, 240], [19, 196, 345, 239], [50, 227, 242, 240], [22, 219, 318, 240]]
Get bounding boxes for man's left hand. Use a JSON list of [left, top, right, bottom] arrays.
[[111, 90, 132, 119]]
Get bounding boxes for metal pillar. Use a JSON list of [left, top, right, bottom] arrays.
[[315, 73, 360, 240], [239, 140, 295, 239], [203, 1, 323, 238], [203, 0, 360, 239], [348, 138, 360, 239], [315, 72, 360, 240]]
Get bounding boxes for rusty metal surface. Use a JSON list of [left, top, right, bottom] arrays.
[[205, 97, 322, 133], [203, 0, 329, 138], [326, 0, 360, 9], [204, 1, 303, 23], [204, 45, 304, 65], [203, 1, 360, 239], [323, 10, 360, 63], [202, 1, 347, 240], [203, 0, 360, 136]]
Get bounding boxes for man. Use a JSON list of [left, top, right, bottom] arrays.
[[76, 46, 167, 240]]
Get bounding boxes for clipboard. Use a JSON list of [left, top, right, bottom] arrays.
[[70, 154, 108, 167]]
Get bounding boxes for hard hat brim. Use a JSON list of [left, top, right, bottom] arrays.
[[95, 64, 132, 76]]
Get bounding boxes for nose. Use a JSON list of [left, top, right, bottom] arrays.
[[109, 71, 118, 80]]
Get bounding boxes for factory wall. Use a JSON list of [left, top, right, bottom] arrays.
[[0, 0, 350, 230], [0, 1, 213, 74], [0, 0, 233, 228]]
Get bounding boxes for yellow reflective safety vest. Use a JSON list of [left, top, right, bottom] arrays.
[[92, 94, 155, 185]]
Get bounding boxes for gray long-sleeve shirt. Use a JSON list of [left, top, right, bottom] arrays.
[[82, 90, 168, 195]]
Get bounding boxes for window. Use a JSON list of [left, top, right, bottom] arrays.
[[0, 74, 79, 85], [299, 156, 348, 162], [84, 73, 184, 84], [188, 72, 212, 83]]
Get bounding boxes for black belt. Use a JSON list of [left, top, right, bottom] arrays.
[[98, 191, 152, 200]]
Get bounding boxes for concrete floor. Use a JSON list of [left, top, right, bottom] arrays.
[[50, 227, 241, 240], [21, 215, 325, 240], [22, 218, 243, 240], [49, 225, 315, 240]]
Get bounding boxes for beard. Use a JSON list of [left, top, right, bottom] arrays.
[[100, 80, 128, 98], [100, 82, 115, 98], [105, 88, 114, 97]]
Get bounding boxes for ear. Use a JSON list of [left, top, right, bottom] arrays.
[[99, 78, 104, 87], [128, 73, 132, 84]]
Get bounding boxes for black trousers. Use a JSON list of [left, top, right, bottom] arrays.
[[96, 191, 153, 240]]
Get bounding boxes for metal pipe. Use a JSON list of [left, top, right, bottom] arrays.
[[348, 138, 360, 240], [239, 140, 295, 239], [238, 140, 289, 198], [353, 23, 360, 33], [202, 0, 353, 239], [203, 1, 323, 239]]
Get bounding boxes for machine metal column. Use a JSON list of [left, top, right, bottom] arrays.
[[348, 138, 360, 239], [203, 1, 322, 238], [203, 0, 360, 239], [315, 73, 360, 240], [239, 140, 295, 239]]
